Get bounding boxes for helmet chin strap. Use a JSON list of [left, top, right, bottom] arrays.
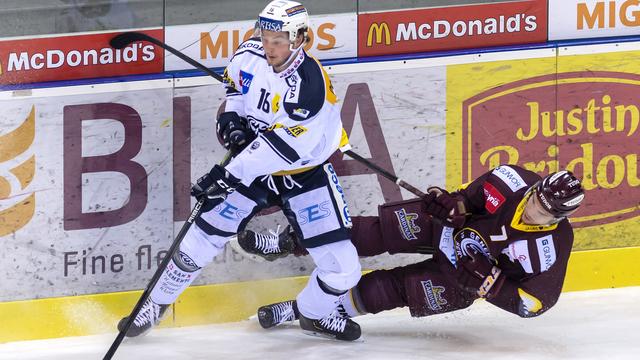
[[272, 43, 303, 71]]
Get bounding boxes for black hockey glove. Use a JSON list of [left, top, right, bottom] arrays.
[[454, 247, 505, 299], [191, 164, 240, 211], [421, 187, 468, 228], [216, 112, 256, 150]]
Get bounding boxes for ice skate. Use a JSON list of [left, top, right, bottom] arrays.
[[117, 298, 170, 337], [232, 225, 297, 262], [257, 300, 299, 328], [298, 309, 361, 341]]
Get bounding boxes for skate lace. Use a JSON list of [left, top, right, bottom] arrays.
[[255, 225, 282, 254], [272, 300, 296, 324], [319, 312, 347, 333], [133, 299, 160, 327]]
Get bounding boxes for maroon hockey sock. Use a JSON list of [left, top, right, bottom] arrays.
[[356, 268, 408, 314]]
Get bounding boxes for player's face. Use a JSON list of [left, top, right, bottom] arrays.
[[261, 30, 293, 68], [522, 193, 558, 225]]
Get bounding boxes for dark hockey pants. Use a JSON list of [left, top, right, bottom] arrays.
[[350, 199, 476, 317]]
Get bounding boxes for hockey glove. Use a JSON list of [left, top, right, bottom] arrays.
[[216, 112, 256, 150], [454, 247, 505, 299], [421, 187, 468, 228], [191, 164, 240, 211]]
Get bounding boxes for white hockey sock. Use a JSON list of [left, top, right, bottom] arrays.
[[149, 258, 202, 305], [340, 289, 366, 317]]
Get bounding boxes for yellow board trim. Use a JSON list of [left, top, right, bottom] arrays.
[[1, 247, 639, 343]]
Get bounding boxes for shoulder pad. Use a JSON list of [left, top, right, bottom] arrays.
[[283, 57, 325, 121]]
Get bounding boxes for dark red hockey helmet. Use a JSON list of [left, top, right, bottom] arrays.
[[534, 170, 585, 218]]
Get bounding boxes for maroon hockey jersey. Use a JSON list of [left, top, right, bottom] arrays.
[[436, 165, 574, 317]]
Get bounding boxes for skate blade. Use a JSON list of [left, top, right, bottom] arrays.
[[227, 236, 269, 263], [301, 330, 364, 343]]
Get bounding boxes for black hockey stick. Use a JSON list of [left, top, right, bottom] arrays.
[[103, 150, 236, 360], [342, 149, 426, 197], [110, 31, 224, 82]]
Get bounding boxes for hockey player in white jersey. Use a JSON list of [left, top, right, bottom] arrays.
[[117, 0, 362, 341]]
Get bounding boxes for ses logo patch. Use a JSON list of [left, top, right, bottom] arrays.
[[239, 70, 254, 94]]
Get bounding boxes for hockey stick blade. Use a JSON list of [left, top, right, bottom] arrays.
[[109, 31, 224, 82], [109, 32, 150, 49]]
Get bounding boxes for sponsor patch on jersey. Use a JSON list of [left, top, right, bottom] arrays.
[[239, 70, 254, 94], [454, 228, 492, 262], [285, 74, 301, 103], [284, 125, 307, 138], [271, 93, 281, 113], [483, 182, 506, 213], [286, 4, 306, 16], [393, 208, 421, 241], [323, 163, 352, 228], [536, 235, 556, 272], [292, 108, 310, 118], [439, 226, 456, 265], [492, 165, 527, 192], [501, 239, 533, 273], [238, 41, 263, 52], [421, 280, 447, 311]]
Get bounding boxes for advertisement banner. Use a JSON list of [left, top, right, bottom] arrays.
[[446, 46, 640, 250], [549, 0, 640, 40], [164, 13, 357, 71], [358, 0, 547, 57], [0, 63, 445, 301], [0, 29, 164, 85]]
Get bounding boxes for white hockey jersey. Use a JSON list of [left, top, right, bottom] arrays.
[[222, 38, 344, 186]]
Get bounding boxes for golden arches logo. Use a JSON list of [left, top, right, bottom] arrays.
[[367, 22, 391, 47], [0, 106, 36, 237]]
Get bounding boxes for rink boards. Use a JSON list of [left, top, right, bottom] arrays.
[[0, 39, 639, 342]]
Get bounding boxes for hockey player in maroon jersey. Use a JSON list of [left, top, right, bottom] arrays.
[[235, 165, 585, 328]]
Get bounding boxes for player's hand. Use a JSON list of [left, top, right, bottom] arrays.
[[454, 247, 504, 299], [190, 165, 240, 211], [216, 112, 256, 150], [421, 187, 468, 228]]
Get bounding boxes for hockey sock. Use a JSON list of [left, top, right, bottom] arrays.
[[340, 287, 368, 317], [149, 251, 202, 305]]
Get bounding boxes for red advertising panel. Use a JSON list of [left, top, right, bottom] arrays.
[[358, 0, 547, 57], [0, 29, 164, 85]]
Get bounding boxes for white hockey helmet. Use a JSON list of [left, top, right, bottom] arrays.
[[258, 0, 309, 45]]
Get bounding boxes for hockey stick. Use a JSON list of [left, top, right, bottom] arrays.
[[110, 31, 224, 82], [103, 150, 236, 360], [342, 149, 426, 197], [109, 32, 426, 197]]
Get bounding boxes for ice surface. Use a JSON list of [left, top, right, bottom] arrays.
[[1, 287, 638, 360]]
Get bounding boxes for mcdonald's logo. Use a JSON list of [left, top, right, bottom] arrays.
[[367, 22, 391, 46], [0, 106, 36, 237]]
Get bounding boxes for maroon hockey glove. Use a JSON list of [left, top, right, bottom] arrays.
[[421, 187, 468, 228], [454, 247, 505, 299]]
